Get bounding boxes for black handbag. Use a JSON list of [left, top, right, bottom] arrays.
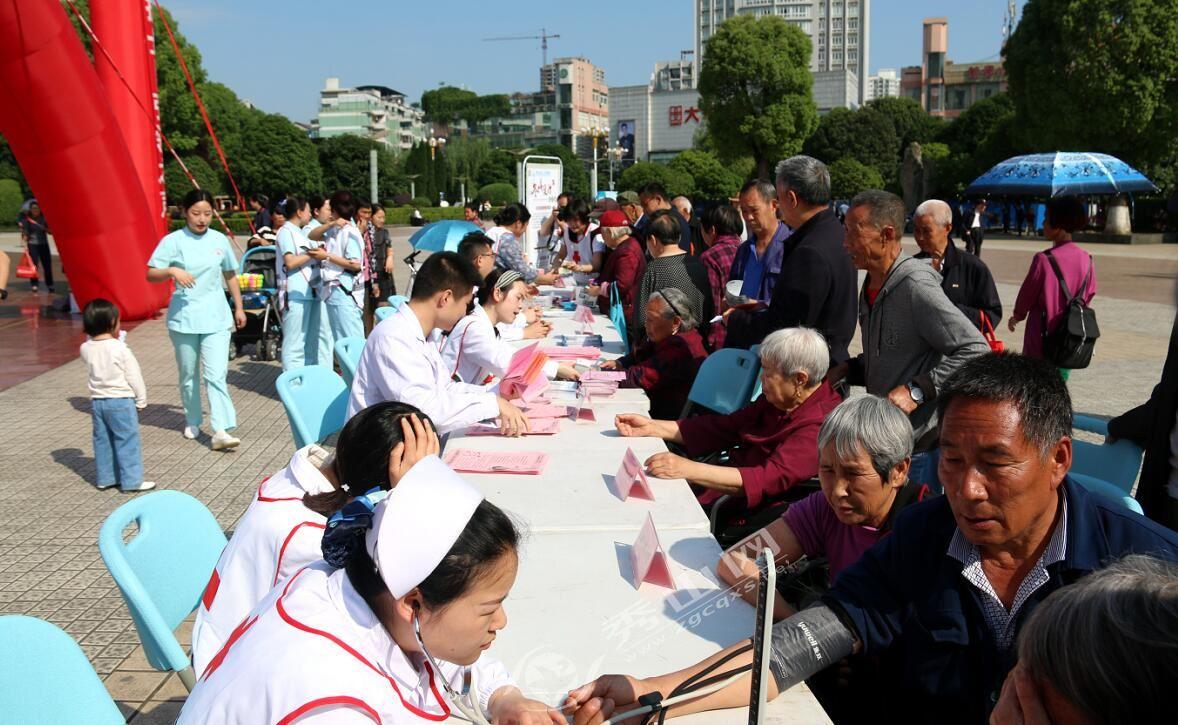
[[1042, 249, 1099, 369]]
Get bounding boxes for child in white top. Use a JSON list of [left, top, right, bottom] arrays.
[[79, 299, 155, 492]]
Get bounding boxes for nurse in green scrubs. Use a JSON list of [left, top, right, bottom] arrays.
[[146, 189, 246, 451]]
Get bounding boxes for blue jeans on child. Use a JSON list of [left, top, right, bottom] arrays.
[[92, 397, 144, 489]]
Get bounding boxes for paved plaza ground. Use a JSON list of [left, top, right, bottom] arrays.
[[0, 228, 1175, 720]]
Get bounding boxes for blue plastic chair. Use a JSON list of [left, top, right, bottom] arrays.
[[1071, 414, 1144, 495], [1071, 473, 1145, 515], [98, 491, 228, 691], [375, 296, 409, 323], [276, 364, 350, 448], [334, 336, 365, 389], [0, 616, 124, 724], [681, 348, 761, 418]]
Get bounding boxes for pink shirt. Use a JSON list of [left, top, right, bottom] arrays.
[[783, 490, 890, 583], [1012, 241, 1097, 358]]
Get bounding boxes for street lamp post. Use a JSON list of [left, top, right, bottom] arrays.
[[406, 174, 420, 200], [583, 126, 607, 199], [428, 135, 447, 160]]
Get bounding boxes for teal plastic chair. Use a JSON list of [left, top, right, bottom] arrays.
[[1071, 473, 1145, 515], [1071, 414, 1144, 495], [375, 296, 409, 323], [681, 348, 761, 418], [0, 616, 124, 724], [276, 364, 350, 448], [748, 344, 763, 403], [334, 336, 365, 389], [98, 491, 228, 691]]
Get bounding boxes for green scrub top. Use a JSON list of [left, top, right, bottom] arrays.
[[148, 227, 238, 334]]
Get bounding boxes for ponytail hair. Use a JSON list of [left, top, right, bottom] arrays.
[[303, 401, 434, 516], [493, 202, 531, 228]]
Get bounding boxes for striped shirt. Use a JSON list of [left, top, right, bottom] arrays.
[[947, 495, 1068, 652]]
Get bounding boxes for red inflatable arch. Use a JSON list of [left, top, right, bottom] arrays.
[[0, 0, 170, 320]]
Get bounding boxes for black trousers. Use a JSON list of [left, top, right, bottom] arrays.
[[27, 242, 53, 288], [966, 228, 985, 257]]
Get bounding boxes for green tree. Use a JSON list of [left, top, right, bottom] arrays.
[[668, 149, 743, 199], [534, 144, 589, 200], [803, 107, 900, 185], [618, 162, 695, 198], [0, 179, 22, 224], [316, 135, 404, 200], [0, 137, 28, 196], [235, 114, 322, 196], [936, 93, 1014, 153], [163, 155, 223, 203], [1004, 0, 1178, 191], [934, 94, 1023, 194], [476, 183, 516, 205], [479, 149, 518, 188], [421, 86, 478, 124], [153, 5, 206, 153], [864, 97, 944, 151], [699, 14, 818, 179], [827, 158, 885, 200]]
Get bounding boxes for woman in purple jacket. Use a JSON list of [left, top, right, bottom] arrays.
[[1009, 196, 1097, 379]]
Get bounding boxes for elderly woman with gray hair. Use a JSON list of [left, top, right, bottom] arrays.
[[601, 288, 708, 419], [992, 555, 1177, 724], [717, 394, 926, 618], [615, 326, 841, 511]]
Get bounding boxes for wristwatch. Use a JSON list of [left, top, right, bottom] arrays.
[[907, 381, 925, 405]]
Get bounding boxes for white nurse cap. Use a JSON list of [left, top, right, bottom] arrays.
[[365, 454, 484, 598]]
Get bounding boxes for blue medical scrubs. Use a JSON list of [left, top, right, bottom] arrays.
[[148, 227, 239, 432], [320, 223, 365, 342], [277, 222, 333, 369]]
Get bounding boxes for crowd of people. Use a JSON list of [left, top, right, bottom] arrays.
[[50, 150, 1178, 723]]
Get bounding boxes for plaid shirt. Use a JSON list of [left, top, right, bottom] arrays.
[[619, 329, 708, 419], [948, 495, 1068, 652], [701, 235, 741, 349]]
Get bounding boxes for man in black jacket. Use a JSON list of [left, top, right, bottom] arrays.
[[1110, 307, 1178, 528], [722, 155, 857, 364], [912, 198, 1003, 331], [639, 181, 694, 254]]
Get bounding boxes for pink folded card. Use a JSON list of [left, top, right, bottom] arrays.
[[574, 304, 595, 324], [466, 418, 561, 436], [444, 449, 549, 475], [499, 342, 550, 403], [542, 346, 603, 361], [615, 448, 654, 501], [631, 513, 675, 589]]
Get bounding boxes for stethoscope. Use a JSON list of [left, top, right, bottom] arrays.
[[412, 612, 490, 725]]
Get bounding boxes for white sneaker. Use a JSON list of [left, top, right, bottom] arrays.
[[183, 426, 200, 440], [120, 481, 157, 493], [211, 430, 240, 451]]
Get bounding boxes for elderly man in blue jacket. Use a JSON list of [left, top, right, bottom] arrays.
[[567, 353, 1178, 725]]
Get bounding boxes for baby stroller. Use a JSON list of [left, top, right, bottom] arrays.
[[230, 245, 283, 362]]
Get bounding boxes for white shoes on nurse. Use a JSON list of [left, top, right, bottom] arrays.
[[183, 425, 241, 451]]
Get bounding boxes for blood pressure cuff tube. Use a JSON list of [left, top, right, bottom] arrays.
[[768, 604, 857, 692]]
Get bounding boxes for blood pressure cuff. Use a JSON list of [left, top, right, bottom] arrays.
[[768, 603, 857, 692]]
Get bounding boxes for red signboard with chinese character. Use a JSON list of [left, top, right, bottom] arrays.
[[684, 107, 701, 123], [669, 105, 683, 126]]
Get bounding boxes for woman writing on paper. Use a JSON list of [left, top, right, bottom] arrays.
[[191, 403, 439, 677], [439, 267, 579, 386], [178, 455, 565, 724]]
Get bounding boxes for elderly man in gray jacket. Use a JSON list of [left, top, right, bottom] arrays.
[[830, 190, 990, 488]]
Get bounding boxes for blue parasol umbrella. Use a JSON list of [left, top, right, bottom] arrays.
[[964, 152, 1158, 197], [408, 220, 483, 252]]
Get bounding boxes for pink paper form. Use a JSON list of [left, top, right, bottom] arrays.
[[444, 449, 549, 475]]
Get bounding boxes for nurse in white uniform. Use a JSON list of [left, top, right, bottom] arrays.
[[347, 252, 530, 436], [439, 268, 577, 385], [178, 455, 567, 724], [191, 403, 438, 677], [555, 200, 604, 286], [275, 195, 332, 369], [146, 189, 246, 451], [308, 191, 365, 342]]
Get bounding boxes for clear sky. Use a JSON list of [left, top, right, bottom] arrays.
[[162, 0, 1027, 122]]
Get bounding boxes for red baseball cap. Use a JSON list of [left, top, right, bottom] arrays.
[[598, 210, 629, 228]]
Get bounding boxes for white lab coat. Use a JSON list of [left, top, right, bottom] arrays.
[[191, 445, 336, 676], [178, 562, 515, 724], [561, 223, 603, 285], [438, 305, 559, 385], [346, 304, 499, 432]]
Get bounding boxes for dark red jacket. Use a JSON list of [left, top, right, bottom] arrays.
[[596, 237, 646, 330], [619, 329, 707, 419], [679, 380, 841, 507]]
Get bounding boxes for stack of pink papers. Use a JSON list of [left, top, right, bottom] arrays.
[[580, 370, 627, 382], [521, 404, 575, 419], [499, 343, 550, 402], [466, 418, 561, 436], [444, 449, 549, 475], [542, 346, 603, 361], [581, 382, 619, 397]]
